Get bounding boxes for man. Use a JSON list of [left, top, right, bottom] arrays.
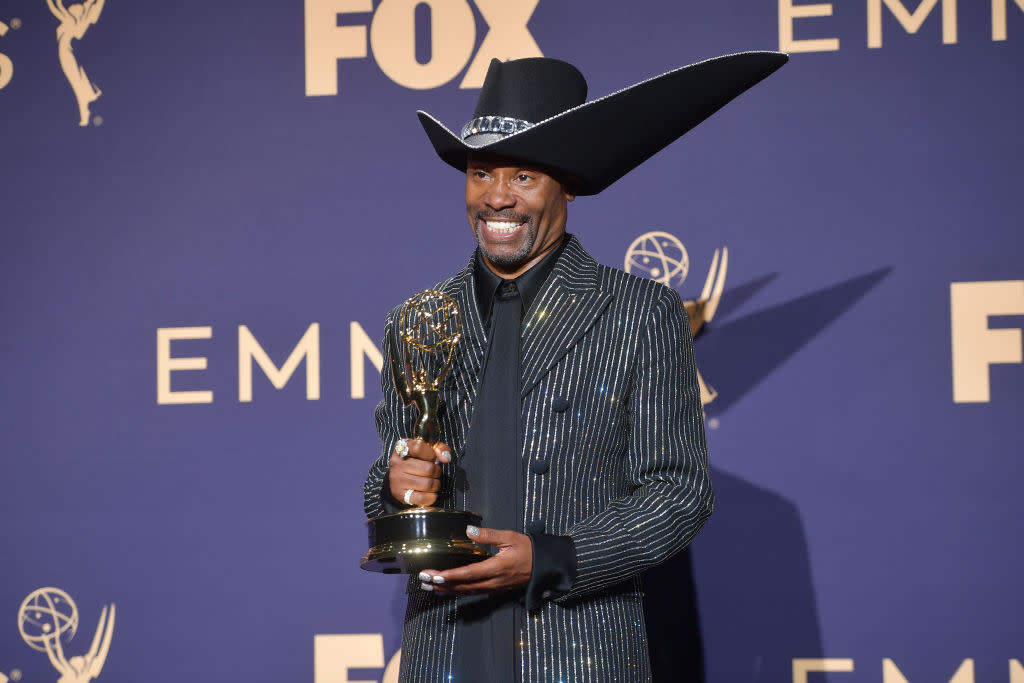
[[364, 52, 787, 682]]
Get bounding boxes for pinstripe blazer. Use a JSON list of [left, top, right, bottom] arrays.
[[364, 235, 713, 683]]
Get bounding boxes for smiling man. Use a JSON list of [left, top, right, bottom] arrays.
[[364, 53, 787, 683], [466, 152, 574, 277]]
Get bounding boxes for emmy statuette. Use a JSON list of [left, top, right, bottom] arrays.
[[361, 290, 490, 574]]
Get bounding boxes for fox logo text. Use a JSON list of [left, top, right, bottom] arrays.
[[314, 634, 400, 683], [304, 0, 543, 95], [950, 280, 1024, 403]]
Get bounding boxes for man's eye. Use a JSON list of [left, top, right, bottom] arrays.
[[517, 174, 532, 182]]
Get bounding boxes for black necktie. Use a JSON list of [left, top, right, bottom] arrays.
[[455, 279, 522, 683]]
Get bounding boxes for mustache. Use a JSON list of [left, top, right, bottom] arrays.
[[475, 210, 532, 224]]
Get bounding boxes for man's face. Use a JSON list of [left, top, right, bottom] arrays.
[[465, 153, 575, 278]]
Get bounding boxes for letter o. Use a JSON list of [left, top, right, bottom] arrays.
[[370, 0, 476, 90]]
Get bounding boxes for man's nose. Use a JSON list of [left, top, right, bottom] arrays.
[[483, 178, 516, 210]]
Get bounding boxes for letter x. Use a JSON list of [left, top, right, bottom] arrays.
[[460, 0, 543, 89]]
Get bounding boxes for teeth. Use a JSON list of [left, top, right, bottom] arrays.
[[485, 220, 521, 233]]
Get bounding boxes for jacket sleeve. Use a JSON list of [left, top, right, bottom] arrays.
[[559, 285, 713, 601]]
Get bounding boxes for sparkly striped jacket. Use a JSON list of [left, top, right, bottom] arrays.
[[364, 235, 713, 682]]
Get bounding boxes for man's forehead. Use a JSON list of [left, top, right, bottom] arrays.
[[465, 152, 573, 183]]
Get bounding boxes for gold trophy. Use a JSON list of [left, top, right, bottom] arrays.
[[360, 290, 490, 574]]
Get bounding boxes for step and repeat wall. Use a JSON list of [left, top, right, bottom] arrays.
[[1, 1, 1021, 681]]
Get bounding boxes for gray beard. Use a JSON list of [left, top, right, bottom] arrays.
[[474, 220, 536, 269]]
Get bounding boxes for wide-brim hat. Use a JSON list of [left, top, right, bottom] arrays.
[[418, 51, 788, 196]]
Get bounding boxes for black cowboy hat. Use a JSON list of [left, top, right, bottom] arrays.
[[418, 51, 788, 196]]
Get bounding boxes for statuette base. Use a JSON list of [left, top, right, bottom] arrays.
[[361, 508, 490, 574]]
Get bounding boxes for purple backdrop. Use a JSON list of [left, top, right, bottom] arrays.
[[1, 1, 1021, 681]]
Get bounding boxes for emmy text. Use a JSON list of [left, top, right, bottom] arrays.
[[779, 0, 1024, 52], [156, 322, 384, 404], [794, 658, 1024, 682]]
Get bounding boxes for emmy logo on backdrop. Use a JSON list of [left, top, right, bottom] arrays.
[[0, 19, 17, 92], [17, 587, 115, 683], [625, 230, 691, 288], [45, 0, 105, 126], [625, 231, 728, 407]]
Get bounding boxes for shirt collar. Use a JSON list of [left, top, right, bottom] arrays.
[[473, 236, 567, 324]]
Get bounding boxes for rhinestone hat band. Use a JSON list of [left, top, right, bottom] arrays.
[[460, 115, 534, 140]]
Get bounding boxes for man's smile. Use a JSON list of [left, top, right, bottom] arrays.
[[476, 213, 531, 242], [484, 219, 523, 234]]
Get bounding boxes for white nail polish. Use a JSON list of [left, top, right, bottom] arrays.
[[433, 575, 445, 585], [466, 525, 480, 538], [420, 582, 434, 591], [418, 572, 431, 582]]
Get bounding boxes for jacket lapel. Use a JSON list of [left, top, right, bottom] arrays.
[[519, 235, 613, 398], [441, 259, 486, 412]]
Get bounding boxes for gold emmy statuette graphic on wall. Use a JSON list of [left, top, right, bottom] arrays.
[[625, 231, 728, 406], [361, 289, 491, 574], [46, 0, 105, 126], [17, 587, 115, 683]]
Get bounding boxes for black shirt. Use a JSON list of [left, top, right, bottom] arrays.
[[472, 237, 568, 324], [470, 236, 576, 611]]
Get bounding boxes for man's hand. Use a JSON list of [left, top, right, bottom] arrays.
[[418, 526, 533, 594], [388, 438, 451, 507]]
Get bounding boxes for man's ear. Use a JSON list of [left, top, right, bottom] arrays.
[[563, 175, 579, 201]]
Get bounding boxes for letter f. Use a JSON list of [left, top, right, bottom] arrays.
[[951, 280, 1024, 403]]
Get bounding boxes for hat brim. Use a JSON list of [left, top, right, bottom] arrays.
[[418, 51, 788, 196]]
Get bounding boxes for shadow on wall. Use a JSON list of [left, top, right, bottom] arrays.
[[643, 268, 893, 681], [644, 469, 824, 682], [700, 267, 893, 416]]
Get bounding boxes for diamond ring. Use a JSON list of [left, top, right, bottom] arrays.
[[396, 439, 410, 458], [404, 489, 415, 505]]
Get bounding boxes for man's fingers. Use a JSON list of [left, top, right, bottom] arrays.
[[427, 578, 505, 594], [406, 439, 436, 461], [419, 570, 446, 585], [392, 438, 453, 464], [395, 474, 440, 494], [390, 456, 441, 478], [422, 560, 509, 593], [395, 438, 439, 462], [432, 442, 453, 463], [388, 438, 447, 506], [433, 553, 504, 584], [465, 525, 515, 547], [419, 528, 533, 594], [405, 490, 437, 507], [388, 478, 436, 506]]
